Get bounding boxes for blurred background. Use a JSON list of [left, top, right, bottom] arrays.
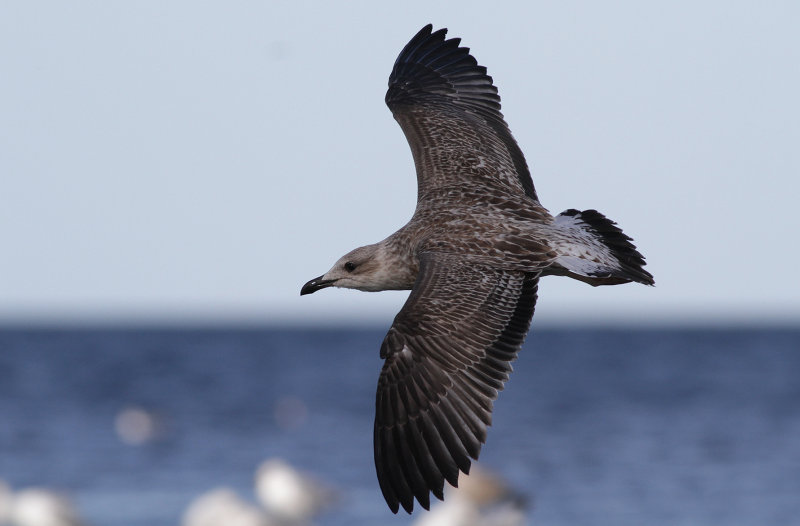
[[1, 2, 798, 525]]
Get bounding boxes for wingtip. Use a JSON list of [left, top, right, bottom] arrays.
[[417, 23, 445, 40], [420, 22, 436, 35], [386, 24, 501, 115]]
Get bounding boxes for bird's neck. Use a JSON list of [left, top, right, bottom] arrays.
[[365, 239, 418, 292]]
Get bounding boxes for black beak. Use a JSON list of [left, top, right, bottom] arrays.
[[300, 275, 337, 296]]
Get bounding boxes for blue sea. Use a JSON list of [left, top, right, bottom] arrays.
[[1, 327, 799, 525]]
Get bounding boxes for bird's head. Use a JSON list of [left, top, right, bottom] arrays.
[[301, 244, 388, 295]]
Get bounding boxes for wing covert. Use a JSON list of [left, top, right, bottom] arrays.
[[386, 24, 538, 202]]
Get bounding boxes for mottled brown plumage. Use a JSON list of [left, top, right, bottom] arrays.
[[301, 24, 653, 514]]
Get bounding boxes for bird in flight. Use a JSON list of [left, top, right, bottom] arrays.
[[301, 24, 653, 514]]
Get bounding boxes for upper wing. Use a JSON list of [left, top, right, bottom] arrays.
[[374, 253, 539, 513], [386, 24, 538, 202]]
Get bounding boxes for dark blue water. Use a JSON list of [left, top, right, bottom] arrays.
[[1, 327, 799, 525]]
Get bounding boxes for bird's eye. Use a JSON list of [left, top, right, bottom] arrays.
[[344, 262, 356, 272]]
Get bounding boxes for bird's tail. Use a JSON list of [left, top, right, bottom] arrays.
[[546, 209, 654, 286]]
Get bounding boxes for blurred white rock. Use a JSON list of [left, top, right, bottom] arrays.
[[182, 488, 270, 526], [254, 459, 335, 523]]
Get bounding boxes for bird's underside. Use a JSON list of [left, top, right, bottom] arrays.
[[300, 24, 653, 514]]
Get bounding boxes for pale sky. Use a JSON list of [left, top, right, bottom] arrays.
[[1, 2, 798, 326]]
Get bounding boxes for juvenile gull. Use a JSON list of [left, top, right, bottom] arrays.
[[301, 24, 654, 514]]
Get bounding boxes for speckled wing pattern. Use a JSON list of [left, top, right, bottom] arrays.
[[386, 24, 538, 203], [374, 253, 539, 513]]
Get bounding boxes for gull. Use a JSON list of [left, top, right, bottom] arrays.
[[181, 488, 268, 526], [301, 24, 653, 514], [413, 464, 527, 526], [0, 484, 84, 526], [254, 458, 335, 523]]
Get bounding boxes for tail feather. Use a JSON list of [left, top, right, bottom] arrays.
[[548, 209, 654, 286]]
